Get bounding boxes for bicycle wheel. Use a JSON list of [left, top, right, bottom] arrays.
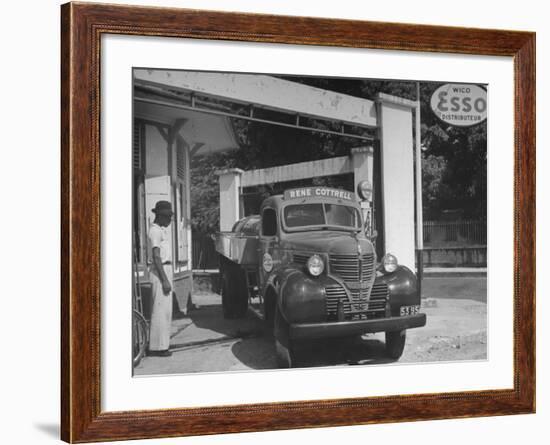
[[132, 310, 149, 368]]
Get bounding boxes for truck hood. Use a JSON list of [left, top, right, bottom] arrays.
[[281, 231, 375, 256]]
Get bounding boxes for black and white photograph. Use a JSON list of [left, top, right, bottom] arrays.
[[132, 68, 488, 376]]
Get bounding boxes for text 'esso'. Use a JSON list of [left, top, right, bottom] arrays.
[[430, 83, 487, 127]]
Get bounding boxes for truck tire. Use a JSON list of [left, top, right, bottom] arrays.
[[221, 273, 236, 319], [274, 305, 297, 368], [231, 266, 248, 318], [221, 265, 248, 319], [385, 330, 407, 359]]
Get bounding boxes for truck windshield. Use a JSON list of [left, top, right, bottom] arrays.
[[284, 203, 361, 230]]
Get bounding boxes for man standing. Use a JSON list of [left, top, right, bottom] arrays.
[[148, 200, 174, 357]]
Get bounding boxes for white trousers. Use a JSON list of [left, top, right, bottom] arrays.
[[149, 265, 173, 351]]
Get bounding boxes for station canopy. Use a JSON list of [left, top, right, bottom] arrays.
[[133, 69, 378, 156]]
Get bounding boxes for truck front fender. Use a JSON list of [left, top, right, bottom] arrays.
[[268, 268, 330, 324], [376, 265, 419, 315]]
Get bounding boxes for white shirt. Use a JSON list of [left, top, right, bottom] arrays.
[[148, 223, 171, 263]]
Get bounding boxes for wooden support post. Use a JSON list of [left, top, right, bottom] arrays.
[[216, 168, 244, 231], [376, 93, 417, 271], [415, 83, 424, 299]]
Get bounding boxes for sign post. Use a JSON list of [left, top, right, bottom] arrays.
[[415, 82, 424, 298]]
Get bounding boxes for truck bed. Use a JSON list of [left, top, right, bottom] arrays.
[[214, 232, 259, 266]]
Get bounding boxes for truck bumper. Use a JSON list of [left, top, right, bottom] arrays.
[[289, 313, 426, 340]]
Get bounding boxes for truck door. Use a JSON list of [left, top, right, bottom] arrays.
[[257, 207, 279, 312]]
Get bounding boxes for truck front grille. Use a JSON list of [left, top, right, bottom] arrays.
[[329, 253, 375, 284], [292, 254, 309, 265], [325, 281, 389, 321]]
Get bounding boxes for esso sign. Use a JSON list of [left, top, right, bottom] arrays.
[[430, 83, 487, 127]]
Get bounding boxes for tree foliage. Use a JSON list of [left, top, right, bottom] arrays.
[[190, 76, 487, 233]]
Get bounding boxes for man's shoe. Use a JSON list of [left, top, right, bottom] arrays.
[[148, 349, 172, 357]]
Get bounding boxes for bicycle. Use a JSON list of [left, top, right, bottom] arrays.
[[132, 245, 149, 368], [132, 309, 148, 368]]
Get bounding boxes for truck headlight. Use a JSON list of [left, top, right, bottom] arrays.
[[382, 253, 398, 273], [307, 254, 325, 276], [262, 253, 274, 273]]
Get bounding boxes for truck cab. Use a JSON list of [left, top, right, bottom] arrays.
[[215, 186, 426, 367]]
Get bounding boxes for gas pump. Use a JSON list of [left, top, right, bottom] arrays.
[[357, 180, 377, 247]]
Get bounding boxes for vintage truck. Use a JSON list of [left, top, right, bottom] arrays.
[[214, 186, 426, 367]]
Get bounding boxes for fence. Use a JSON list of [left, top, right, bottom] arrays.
[[423, 220, 486, 247], [421, 220, 486, 267]]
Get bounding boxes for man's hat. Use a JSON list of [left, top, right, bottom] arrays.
[[152, 200, 173, 216]]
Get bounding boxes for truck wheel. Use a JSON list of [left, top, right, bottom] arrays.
[[263, 293, 276, 337], [221, 273, 236, 319], [221, 266, 248, 319], [274, 305, 296, 368], [231, 267, 249, 319], [385, 330, 407, 359]]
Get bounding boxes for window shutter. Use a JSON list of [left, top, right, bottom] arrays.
[[133, 122, 143, 173], [175, 140, 188, 265], [133, 121, 145, 263], [176, 143, 185, 181]]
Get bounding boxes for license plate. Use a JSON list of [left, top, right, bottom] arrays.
[[350, 303, 368, 313], [400, 305, 420, 316]]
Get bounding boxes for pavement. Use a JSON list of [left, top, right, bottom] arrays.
[[134, 273, 487, 376], [422, 273, 486, 303]]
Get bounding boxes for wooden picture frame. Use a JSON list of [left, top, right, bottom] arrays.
[[61, 2, 535, 442]]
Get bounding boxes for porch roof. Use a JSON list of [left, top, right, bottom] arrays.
[[134, 99, 239, 155]]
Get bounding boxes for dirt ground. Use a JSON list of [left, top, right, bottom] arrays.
[[134, 275, 487, 376]]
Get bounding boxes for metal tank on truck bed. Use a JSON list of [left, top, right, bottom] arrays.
[[214, 215, 261, 266], [214, 186, 426, 367]]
